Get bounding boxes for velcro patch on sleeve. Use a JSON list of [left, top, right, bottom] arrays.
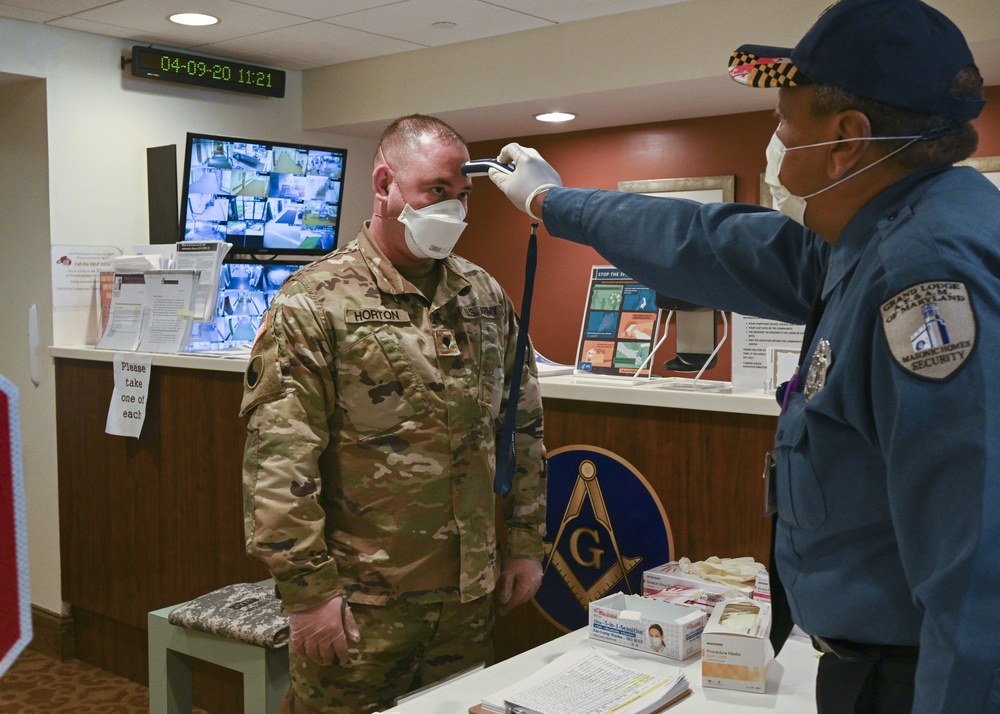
[[880, 281, 976, 380], [240, 312, 285, 416]]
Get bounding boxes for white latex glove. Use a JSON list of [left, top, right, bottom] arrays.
[[288, 595, 360, 666], [498, 558, 543, 616], [490, 143, 562, 221]]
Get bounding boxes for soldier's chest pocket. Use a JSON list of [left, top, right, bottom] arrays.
[[339, 327, 429, 435], [476, 320, 504, 419]]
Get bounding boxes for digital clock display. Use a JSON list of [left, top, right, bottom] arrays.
[[130, 46, 285, 98]]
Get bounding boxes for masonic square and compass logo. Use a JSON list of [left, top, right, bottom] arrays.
[[532, 446, 674, 632]]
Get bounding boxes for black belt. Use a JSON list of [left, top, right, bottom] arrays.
[[811, 635, 920, 662]]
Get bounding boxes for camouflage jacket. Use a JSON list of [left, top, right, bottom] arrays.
[[241, 225, 546, 611]]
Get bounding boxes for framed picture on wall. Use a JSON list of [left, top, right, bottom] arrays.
[[618, 175, 735, 203], [613, 176, 735, 386]]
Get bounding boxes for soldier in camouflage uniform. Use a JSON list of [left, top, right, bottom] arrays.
[[241, 115, 546, 713]]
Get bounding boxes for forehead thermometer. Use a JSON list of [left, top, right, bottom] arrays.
[[461, 158, 515, 177]]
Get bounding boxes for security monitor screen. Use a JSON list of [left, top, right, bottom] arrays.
[[178, 132, 347, 257], [186, 260, 310, 352]]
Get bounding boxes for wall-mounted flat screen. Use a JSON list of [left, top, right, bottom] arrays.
[[186, 259, 310, 352], [178, 132, 347, 258]]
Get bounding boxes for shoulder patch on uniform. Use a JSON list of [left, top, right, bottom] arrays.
[[240, 312, 284, 416], [880, 281, 976, 380]]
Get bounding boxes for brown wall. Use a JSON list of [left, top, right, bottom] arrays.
[[459, 85, 1000, 380]]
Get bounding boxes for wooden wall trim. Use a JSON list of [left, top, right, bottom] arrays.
[[28, 605, 75, 662]]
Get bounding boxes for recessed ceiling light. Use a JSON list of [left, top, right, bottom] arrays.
[[535, 112, 577, 123], [432, 21, 457, 29], [169, 13, 219, 26]]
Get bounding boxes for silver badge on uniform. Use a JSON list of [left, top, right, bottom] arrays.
[[803, 338, 832, 401], [880, 281, 976, 380]]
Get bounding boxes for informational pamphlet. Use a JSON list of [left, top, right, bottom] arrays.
[[576, 267, 659, 377], [138, 270, 200, 353], [96, 270, 200, 354], [96, 273, 147, 352], [730, 315, 805, 393], [172, 240, 231, 321]]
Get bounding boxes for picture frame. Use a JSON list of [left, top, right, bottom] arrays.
[[618, 175, 735, 203]]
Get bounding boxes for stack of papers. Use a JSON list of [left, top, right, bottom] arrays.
[[478, 643, 689, 714], [535, 353, 575, 377]]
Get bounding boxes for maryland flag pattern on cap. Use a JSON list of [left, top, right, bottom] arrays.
[[728, 49, 805, 88]]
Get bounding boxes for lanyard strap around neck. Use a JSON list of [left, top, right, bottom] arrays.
[[494, 224, 538, 496]]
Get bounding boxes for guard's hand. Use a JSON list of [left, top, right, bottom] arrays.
[[288, 595, 360, 666], [490, 143, 562, 221], [498, 558, 543, 616]]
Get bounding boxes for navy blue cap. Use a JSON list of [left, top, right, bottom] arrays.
[[728, 0, 985, 121]]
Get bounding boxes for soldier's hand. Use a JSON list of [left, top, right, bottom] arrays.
[[288, 595, 360, 666], [498, 558, 543, 616]]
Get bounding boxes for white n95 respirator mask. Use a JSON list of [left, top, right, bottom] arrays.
[[397, 199, 468, 260]]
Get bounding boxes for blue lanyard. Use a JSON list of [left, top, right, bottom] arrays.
[[494, 224, 538, 495]]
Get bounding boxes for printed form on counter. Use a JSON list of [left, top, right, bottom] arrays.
[[476, 641, 690, 714]]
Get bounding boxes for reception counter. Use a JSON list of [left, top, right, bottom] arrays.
[[50, 346, 779, 711]]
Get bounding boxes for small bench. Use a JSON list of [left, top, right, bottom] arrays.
[[147, 597, 289, 714]]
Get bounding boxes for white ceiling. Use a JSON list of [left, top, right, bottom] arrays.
[[0, 0, 694, 71], [3, 0, 999, 141]]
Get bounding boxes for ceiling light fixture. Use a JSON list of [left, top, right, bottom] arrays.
[[169, 13, 219, 26], [535, 112, 577, 123], [432, 21, 457, 29]]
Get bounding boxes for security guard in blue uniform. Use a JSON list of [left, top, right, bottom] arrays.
[[483, 1, 1000, 712]]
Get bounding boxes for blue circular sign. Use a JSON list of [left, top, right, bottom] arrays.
[[533, 445, 673, 632]]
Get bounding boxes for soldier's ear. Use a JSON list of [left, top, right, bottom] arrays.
[[373, 164, 392, 200]]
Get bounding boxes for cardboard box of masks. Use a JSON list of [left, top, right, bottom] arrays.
[[700, 599, 774, 693], [588, 592, 706, 661]]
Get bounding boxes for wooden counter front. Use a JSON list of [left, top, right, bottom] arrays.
[[55, 357, 267, 712], [55, 353, 777, 709], [496, 396, 777, 660]]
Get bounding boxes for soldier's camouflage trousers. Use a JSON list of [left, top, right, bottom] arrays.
[[280, 595, 494, 714]]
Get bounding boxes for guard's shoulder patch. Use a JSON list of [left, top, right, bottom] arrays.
[[880, 281, 976, 380], [240, 311, 284, 416]]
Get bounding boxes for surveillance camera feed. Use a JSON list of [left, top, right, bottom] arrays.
[[179, 133, 347, 352], [179, 132, 347, 256], [186, 260, 309, 352]]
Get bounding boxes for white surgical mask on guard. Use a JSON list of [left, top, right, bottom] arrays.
[[764, 131, 923, 226], [397, 199, 468, 260]]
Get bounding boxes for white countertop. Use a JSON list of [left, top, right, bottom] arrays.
[[538, 373, 779, 416], [48, 346, 780, 416], [381, 628, 819, 713], [48, 345, 250, 374]]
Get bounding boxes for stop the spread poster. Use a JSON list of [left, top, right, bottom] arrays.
[[576, 267, 659, 376]]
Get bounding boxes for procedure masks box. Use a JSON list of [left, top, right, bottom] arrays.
[[701, 599, 774, 693], [588, 592, 706, 661]]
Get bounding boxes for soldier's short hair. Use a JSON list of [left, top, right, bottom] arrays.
[[375, 114, 467, 170]]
